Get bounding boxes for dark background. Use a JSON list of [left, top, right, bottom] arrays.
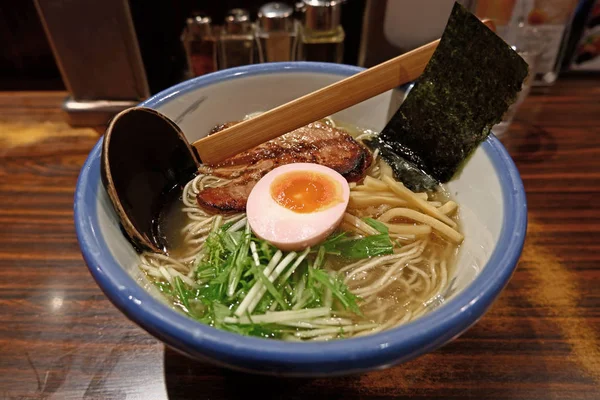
[[0, 0, 366, 94], [0, 1, 63, 90], [2, 0, 595, 94]]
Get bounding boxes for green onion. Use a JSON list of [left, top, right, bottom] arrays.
[[309, 268, 363, 316], [157, 215, 397, 340], [251, 263, 289, 310]]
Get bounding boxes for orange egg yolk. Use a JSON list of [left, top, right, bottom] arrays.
[[270, 171, 342, 213]]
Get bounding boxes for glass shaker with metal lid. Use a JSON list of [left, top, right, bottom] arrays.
[[296, 0, 345, 63], [256, 2, 298, 62], [181, 12, 217, 78], [219, 8, 256, 69]]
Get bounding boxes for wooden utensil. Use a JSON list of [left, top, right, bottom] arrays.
[[102, 20, 495, 254], [194, 22, 494, 165]]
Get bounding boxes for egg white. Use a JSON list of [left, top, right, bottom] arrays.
[[246, 163, 350, 251]]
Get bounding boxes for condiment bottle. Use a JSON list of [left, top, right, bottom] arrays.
[[296, 0, 345, 63], [219, 8, 256, 69], [181, 12, 217, 78], [487, 0, 579, 86], [256, 2, 298, 62]]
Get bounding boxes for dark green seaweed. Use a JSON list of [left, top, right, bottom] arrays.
[[369, 138, 440, 192], [365, 2, 529, 190]]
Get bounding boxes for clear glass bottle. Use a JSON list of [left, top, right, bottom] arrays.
[[500, 0, 579, 86], [256, 2, 298, 62], [218, 8, 256, 69], [296, 0, 345, 63], [181, 12, 217, 78]]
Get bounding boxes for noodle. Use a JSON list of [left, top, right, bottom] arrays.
[[381, 176, 457, 228], [136, 117, 462, 341], [378, 208, 464, 243], [438, 200, 458, 215]]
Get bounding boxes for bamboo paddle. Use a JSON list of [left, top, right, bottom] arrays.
[[194, 20, 495, 165]]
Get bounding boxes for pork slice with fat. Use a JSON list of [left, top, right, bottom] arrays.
[[196, 121, 372, 213]]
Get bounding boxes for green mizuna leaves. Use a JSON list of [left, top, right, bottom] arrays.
[[158, 218, 397, 339]]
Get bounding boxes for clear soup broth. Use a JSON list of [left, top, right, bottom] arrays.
[[139, 117, 462, 341]]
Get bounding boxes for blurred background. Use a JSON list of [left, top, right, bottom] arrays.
[[1, 0, 598, 125]]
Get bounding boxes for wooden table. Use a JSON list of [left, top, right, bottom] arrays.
[[1, 78, 598, 399]]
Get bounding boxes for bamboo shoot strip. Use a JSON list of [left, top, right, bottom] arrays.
[[378, 208, 464, 244], [438, 201, 458, 215], [382, 176, 457, 228], [384, 223, 432, 236], [349, 195, 408, 208]]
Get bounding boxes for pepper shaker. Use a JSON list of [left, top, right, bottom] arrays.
[[256, 2, 298, 62], [219, 8, 256, 69], [296, 0, 345, 63]]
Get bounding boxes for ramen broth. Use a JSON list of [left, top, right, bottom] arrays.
[[139, 117, 462, 341]]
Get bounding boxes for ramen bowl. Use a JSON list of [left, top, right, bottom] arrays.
[[74, 62, 527, 377]]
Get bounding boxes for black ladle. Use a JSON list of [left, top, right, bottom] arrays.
[[101, 107, 200, 253]]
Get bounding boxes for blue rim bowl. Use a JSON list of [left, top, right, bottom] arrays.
[[74, 62, 527, 377]]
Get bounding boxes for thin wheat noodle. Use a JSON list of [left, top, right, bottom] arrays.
[[405, 269, 419, 285], [353, 255, 423, 297], [406, 265, 431, 294], [167, 267, 198, 287], [354, 310, 413, 337], [429, 258, 438, 289], [145, 253, 189, 272], [364, 300, 395, 324], [341, 243, 423, 279], [418, 260, 449, 318], [347, 250, 424, 293]]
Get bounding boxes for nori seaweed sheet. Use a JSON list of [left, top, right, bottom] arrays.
[[365, 2, 528, 190]]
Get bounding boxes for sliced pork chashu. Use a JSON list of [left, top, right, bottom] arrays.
[[196, 121, 372, 213]]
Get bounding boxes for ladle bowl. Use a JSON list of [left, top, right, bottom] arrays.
[[101, 107, 200, 253]]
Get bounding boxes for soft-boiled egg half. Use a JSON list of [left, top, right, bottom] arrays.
[[246, 163, 350, 251]]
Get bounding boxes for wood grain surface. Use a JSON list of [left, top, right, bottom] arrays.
[[0, 79, 599, 399]]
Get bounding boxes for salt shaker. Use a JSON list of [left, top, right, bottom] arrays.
[[219, 9, 256, 69], [256, 2, 298, 62]]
